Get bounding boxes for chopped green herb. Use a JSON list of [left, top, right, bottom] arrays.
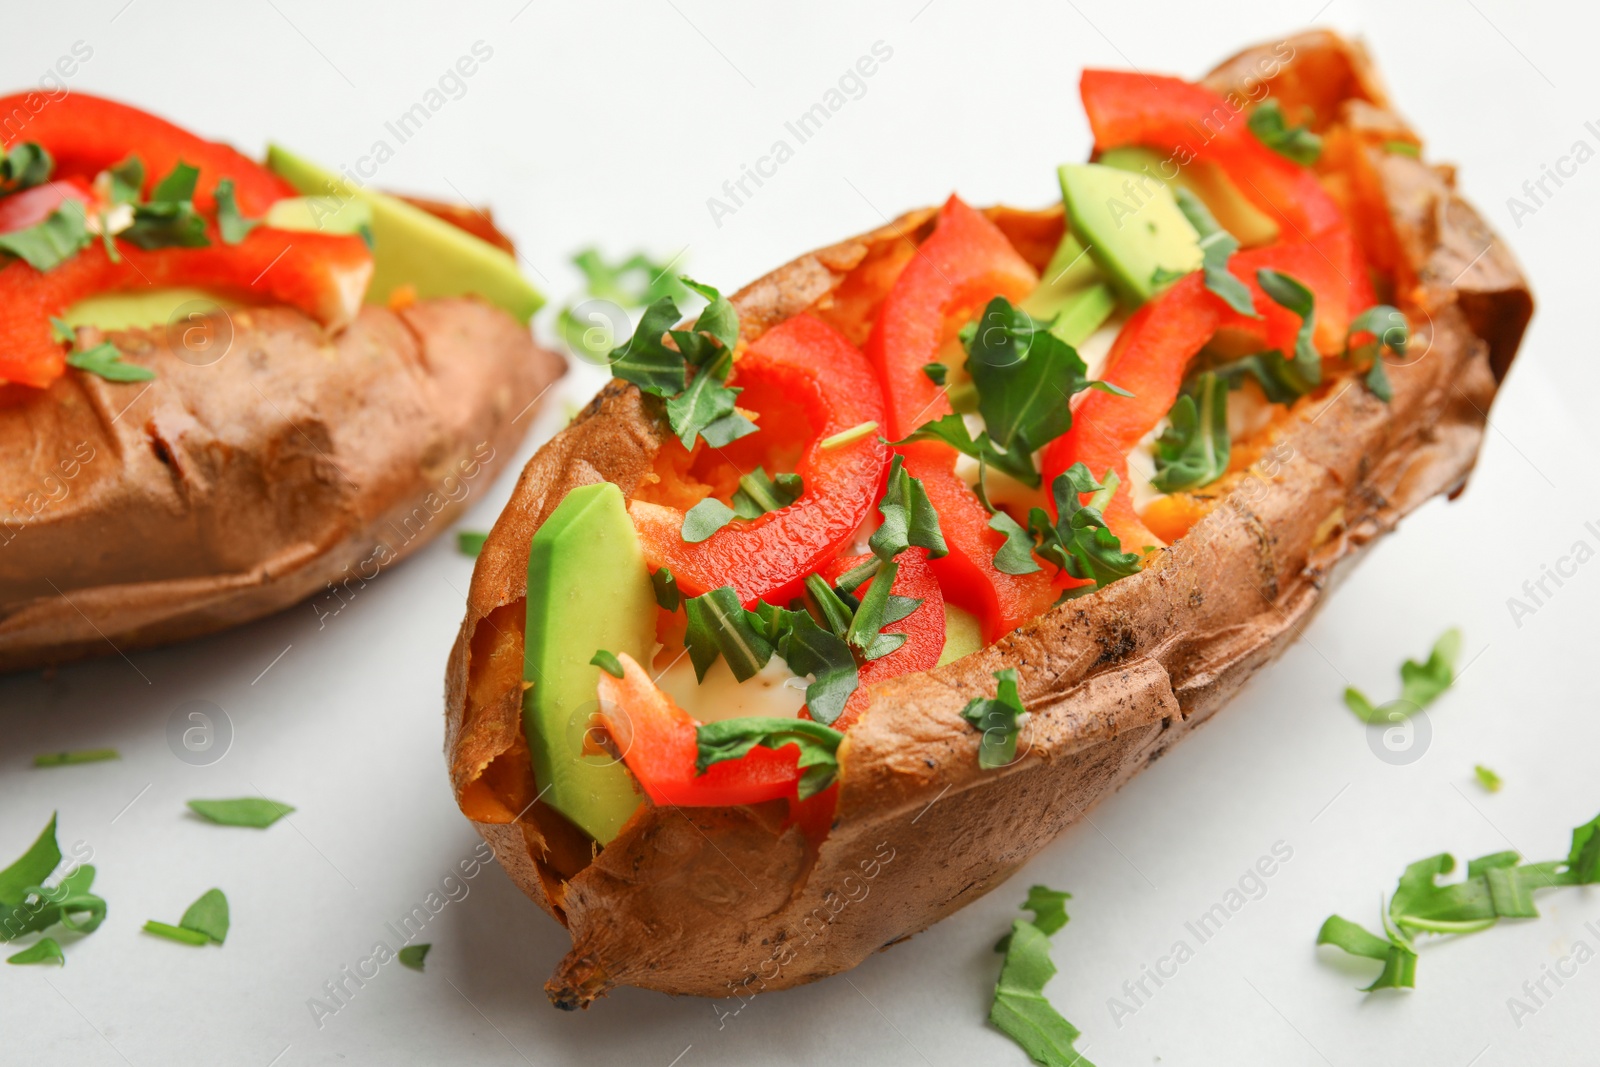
[[0, 142, 53, 194], [1151, 371, 1230, 493], [1346, 304, 1408, 402], [0, 204, 93, 271], [179, 888, 229, 945], [143, 920, 211, 946], [1383, 140, 1421, 158], [996, 885, 1072, 952], [67, 339, 156, 383], [0, 814, 62, 908], [214, 179, 260, 245], [732, 466, 803, 518], [683, 586, 775, 682], [845, 558, 913, 661], [989, 910, 1096, 1067], [960, 668, 1028, 770], [455, 531, 488, 558], [921, 362, 948, 386], [1473, 765, 1503, 793], [869, 454, 948, 562], [989, 508, 1042, 575], [1248, 99, 1322, 165], [1026, 465, 1142, 588], [775, 611, 859, 725], [0, 822, 106, 947], [1343, 628, 1461, 724], [399, 943, 431, 971], [681, 497, 738, 543], [1256, 268, 1322, 387], [186, 797, 295, 828], [32, 748, 119, 767], [590, 650, 625, 679], [608, 277, 757, 450], [805, 573, 856, 639], [121, 161, 210, 251], [6, 937, 64, 966], [1316, 808, 1600, 992], [901, 298, 1125, 490], [696, 717, 844, 799], [1173, 187, 1256, 316], [557, 249, 691, 358], [650, 567, 681, 612], [819, 420, 879, 450]]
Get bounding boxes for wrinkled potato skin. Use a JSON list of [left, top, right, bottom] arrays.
[[444, 32, 1531, 1008], [0, 296, 561, 670]]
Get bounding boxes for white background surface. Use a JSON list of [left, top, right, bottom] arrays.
[[3, 1, 1597, 1064]]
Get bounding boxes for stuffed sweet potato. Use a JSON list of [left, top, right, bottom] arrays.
[[444, 31, 1530, 1008], [0, 94, 560, 671]]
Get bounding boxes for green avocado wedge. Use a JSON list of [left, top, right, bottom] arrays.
[[1097, 145, 1280, 248], [523, 483, 655, 843], [1060, 162, 1202, 309], [265, 144, 542, 323]]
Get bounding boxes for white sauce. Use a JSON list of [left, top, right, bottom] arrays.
[[654, 651, 806, 723]]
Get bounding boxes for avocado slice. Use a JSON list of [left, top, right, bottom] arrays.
[[1059, 162, 1202, 309], [263, 195, 374, 240], [265, 145, 542, 323], [1097, 146, 1279, 248], [936, 604, 985, 667], [1019, 229, 1117, 346], [523, 482, 655, 842], [64, 288, 242, 331]]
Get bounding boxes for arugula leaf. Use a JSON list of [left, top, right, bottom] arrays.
[[180, 888, 229, 945], [732, 466, 802, 518], [0, 204, 93, 271], [681, 497, 737, 543], [6, 937, 64, 966], [897, 412, 1037, 489], [121, 162, 210, 251], [960, 668, 1028, 770], [144, 920, 211, 946], [2, 864, 105, 943], [103, 156, 145, 205], [0, 142, 52, 194], [67, 339, 156, 382], [559, 247, 690, 352], [589, 650, 625, 678], [399, 943, 431, 971], [805, 573, 856, 639], [456, 531, 487, 558], [214, 178, 260, 245], [989, 919, 1097, 1067], [695, 717, 845, 799], [1473, 764, 1502, 793], [996, 885, 1072, 951], [1316, 915, 1417, 991], [776, 611, 859, 726], [32, 748, 119, 767], [1208, 350, 1316, 405], [869, 454, 948, 561], [1256, 268, 1321, 385], [1151, 371, 1230, 493], [608, 278, 757, 450], [186, 797, 295, 828], [651, 567, 681, 612], [845, 558, 912, 661], [1027, 465, 1142, 588], [682, 586, 774, 683], [1343, 628, 1461, 724], [1346, 304, 1408, 403], [1248, 99, 1322, 166], [1317, 808, 1600, 992], [1172, 187, 1255, 316], [990, 510, 1042, 575], [0, 815, 61, 908]]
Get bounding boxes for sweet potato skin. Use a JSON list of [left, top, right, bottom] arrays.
[[0, 296, 562, 670], [443, 31, 1531, 1006]]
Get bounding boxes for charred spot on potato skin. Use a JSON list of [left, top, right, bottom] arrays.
[[1092, 620, 1138, 666]]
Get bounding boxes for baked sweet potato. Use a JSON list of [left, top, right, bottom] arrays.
[[0, 295, 562, 671], [444, 31, 1530, 1007]]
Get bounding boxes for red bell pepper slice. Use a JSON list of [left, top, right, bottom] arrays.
[[863, 194, 1057, 642], [806, 548, 945, 731], [630, 313, 889, 607], [0, 228, 373, 388], [1079, 70, 1346, 240], [597, 653, 806, 807], [0, 93, 294, 215], [1041, 239, 1376, 551]]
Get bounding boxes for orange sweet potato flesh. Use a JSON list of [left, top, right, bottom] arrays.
[[443, 32, 1531, 1007]]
